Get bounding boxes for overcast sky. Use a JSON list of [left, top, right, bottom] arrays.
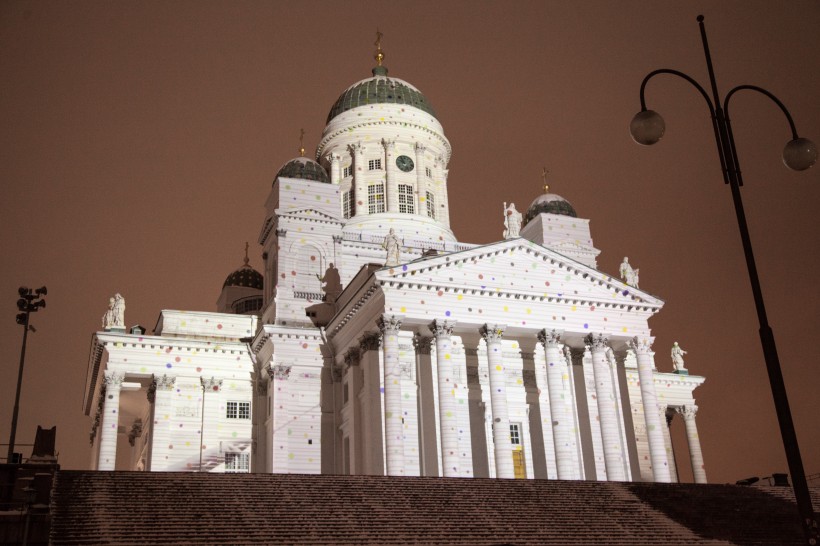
[[1, 0, 819, 485]]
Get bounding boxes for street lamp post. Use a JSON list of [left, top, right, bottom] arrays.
[[7, 286, 47, 465], [630, 15, 818, 545]]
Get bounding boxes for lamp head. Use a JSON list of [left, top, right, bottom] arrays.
[[18, 286, 29, 297], [35, 286, 47, 296], [782, 137, 818, 171], [630, 110, 666, 146], [16, 313, 26, 325], [17, 298, 27, 311]]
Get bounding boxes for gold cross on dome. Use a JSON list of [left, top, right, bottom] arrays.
[[244, 242, 250, 266], [541, 167, 550, 194], [299, 128, 305, 157]]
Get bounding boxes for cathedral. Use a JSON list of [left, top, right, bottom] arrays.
[[82, 41, 707, 483]]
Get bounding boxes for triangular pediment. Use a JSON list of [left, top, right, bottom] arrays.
[[375, 238, 663, 308], [276, 208, 342, 224]]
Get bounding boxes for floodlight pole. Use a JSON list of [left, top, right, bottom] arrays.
[[632, 16, 818, 545], [7, 311, 31, 464]]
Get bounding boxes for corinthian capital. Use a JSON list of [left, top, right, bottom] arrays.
[[153, 374, 177, 391], [413, 334, 433, 355], [678, 405, 698, 420], [324, 153, 340, 165], [584, 333, 609, 352], [628, 336, 654, 355], [428, 319, 455, 339], [267, 364, 292, 380], [103, 370, 125, 387], [201, 376, 223, 392], [377, 314, 402, 335], [537, 328, 562, 348], [344, 346, 361, 366], [414, 142, 426, 153], [359, 332, 381, 352], [348, 142, 364, 155], [479, 323, 505, 344], [381, 138, 396, 151]]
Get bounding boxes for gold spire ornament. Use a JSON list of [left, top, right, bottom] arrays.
[[541, 167, 550, 194], [299, 129, 305, 157], [243, 242, 250, 266], [374, 29, 384, 66]]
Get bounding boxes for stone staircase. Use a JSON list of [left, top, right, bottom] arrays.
[[49, 471, 815, 545]]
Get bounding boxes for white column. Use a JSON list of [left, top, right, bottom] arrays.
[[200, 376, 223, 471], [382, 139, 396, 213], [480, 323, 515, 479], [537, 329, 574, 479], [98, 370, 124, 471], [326, 153, 341, 185], [150, 374, 176, 471], [585, 333, 626, 481], [679, 405, 707, 484], [348, 142, 365, 216], [268, 364, 291, 473], [428, 319, 459, 476], [378, 314, 404, 475], [629, 336, 671, 482], [414, 143, 427, 216]]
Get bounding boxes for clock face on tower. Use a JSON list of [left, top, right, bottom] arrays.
[[396, 155, 415, 172]]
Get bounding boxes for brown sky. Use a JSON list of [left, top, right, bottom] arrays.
[[1, 0, 818, 485]]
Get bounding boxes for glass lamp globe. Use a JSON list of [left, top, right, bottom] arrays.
[[782, 138, 818, 171], [630, 110, 665, 146]]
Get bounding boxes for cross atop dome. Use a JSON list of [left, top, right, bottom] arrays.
[[373, 29, 388, 76]]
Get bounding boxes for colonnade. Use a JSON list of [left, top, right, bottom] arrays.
[[336, 313, 707, 483]]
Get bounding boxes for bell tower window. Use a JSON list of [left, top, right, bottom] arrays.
[[426, 191, 436, 219], [368, 184, 385, 213], [368, 159, 382, 171], [398, 184, 415, 214], [342, 190, 353, 219]]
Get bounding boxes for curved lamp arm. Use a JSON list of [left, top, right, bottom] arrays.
[[639, 68, 715, 116], [724, 85, 800, 140]]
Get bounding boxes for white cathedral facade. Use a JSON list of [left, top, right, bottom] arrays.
[[83, 47, 707, 483]]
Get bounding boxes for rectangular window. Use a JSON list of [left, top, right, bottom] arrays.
[[425, 166, 432, 178], [426, 191, 436, 219], [342, 190, 353, 219], [343, 166, 352, 178], [368, 184, 385, 214], [510, 423, 521, 445], [398, 184, 415, 214], [368, 158, 382, 171], [225, 452, 250, 473], [226, 401, 250, 420]]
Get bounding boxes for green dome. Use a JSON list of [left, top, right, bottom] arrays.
[[223, 265, 263, 290], [275, 157, 330, 184], [326, 66, 437, 124], [525, 193, 578, 224]]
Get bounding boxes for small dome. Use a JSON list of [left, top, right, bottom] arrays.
[[326, 66, 437, 124], [223, 265, 263, 290], [525, 192, 578, 224], [275, 157, 330, 184]]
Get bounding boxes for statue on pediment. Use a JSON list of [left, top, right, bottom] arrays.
[[619, 257, 640, 288], [503, 202, 522, 239], [671, 342, 688, 373]]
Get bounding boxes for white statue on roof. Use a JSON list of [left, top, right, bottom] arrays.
[[383, 228, 401, 267], [671, 342, 687, 372], [619, 257, 639, 288], [113, 293, 126, 327], [101, 297, 116, 330], [503, 202, 522, 239]]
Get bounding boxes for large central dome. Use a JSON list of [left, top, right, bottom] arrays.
[[326, 66, 437, 124]]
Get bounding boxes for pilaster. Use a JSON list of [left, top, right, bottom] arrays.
[[200, 376, 223, 471], [382, 139, 396, 213]]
